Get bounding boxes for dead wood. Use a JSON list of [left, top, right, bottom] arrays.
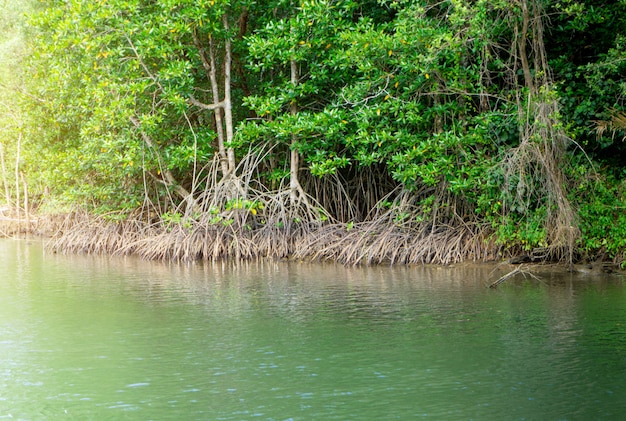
[[488, 267, 522, 288], [487, 265, 543, 288]]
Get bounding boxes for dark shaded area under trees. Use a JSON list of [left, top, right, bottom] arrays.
[[1, 0, 625, 265]]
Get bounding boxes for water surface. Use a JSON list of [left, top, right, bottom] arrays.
[[1, 239, 625, 420]]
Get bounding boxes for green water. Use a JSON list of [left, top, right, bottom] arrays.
[[1, 239, 625, 420]]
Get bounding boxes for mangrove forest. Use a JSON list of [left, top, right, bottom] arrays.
[[0, 0, 625, 265]]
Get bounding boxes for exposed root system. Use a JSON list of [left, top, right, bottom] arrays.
[[46, 184, 502, 266], [46, 211, 498, 265]]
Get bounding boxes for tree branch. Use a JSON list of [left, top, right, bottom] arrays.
[[129, 116, 195, 207], [187, 95, 225, 111]]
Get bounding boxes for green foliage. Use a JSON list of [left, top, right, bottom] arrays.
[[241, 0, 514, 204], [574, 173, 626, 259], [492, 208, 549, 251], [548, 0, 626, 166], [19, 0, 254, 212], [0, 0, 36, 206], [241, 0, 361, 179], [3, 0, 626, 260]]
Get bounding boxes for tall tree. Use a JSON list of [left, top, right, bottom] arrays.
[[23, 0, 254, 214], [0, 0, 34, 211]]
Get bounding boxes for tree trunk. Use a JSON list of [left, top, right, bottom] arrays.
[[14, 132, 21, 223], [210, 35, 232, 176], [0, 142, 10, 206], [20, 171, 28, 227], [222, 15, 236, 175], [517, 0, 534, 93], [193, 31, 229, 177], [193, 17, 236, 178], [289, 58, 302, 205]]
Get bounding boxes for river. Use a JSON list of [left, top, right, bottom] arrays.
[[1, 239, 625, 420]]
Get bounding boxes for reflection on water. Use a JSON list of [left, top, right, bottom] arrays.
[[1, 239, 625, 420]]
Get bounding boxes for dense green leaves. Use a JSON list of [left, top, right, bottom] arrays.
[[2, 0, 626, 259]]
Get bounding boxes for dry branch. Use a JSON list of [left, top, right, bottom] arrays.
[[488, 265, 543, 288], [488, 267, 521, 288]]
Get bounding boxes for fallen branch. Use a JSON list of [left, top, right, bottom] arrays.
[[488, 264, 544, 288], [488, 267, 521, 288]]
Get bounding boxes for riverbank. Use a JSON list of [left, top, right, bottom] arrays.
[[2, 210, 623, 273], [40, 211, 495, 265], [0, 210, 67, 239]]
